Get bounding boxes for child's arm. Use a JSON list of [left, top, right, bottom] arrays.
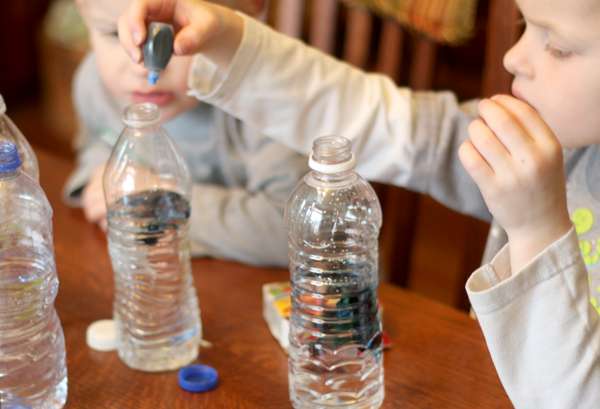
[[187, 126, 308, 266], [63, 54, 113, 213], [119, 2, 491, 220], [467, 228, 600, 408], [187, 17, 493, 220], [461, 95, 600, 405]]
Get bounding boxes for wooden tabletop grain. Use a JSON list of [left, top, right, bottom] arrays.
[[36, 148, 511, 408]]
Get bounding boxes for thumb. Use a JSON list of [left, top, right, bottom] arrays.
[[173, 12, 221, 55]]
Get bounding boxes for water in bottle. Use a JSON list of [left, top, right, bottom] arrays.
[[103, 102, 201, 372], [286, 136, 384, 408], [0, 141, 67, 409]]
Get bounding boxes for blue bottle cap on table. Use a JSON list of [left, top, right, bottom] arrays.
[[0, 141, 21, 173], [178, 364, 219, 393]]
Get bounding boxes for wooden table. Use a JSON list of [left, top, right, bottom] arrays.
[[37, 148, 511, 408]]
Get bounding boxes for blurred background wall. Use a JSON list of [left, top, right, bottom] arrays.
[[1, 0, 87, 157]]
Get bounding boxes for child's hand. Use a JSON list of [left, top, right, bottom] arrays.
[[458, 95, 572, 273], [118, 0, 244, 68], [82, 165, 108, 231]]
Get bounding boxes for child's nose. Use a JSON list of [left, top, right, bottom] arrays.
[[131, 62, 151, 79], [503, 35, 534, 80]]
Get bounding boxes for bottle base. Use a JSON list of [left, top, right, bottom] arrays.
[[42, 376, 68, 409], [291, 388, 384, 409], [118, 342, 199, 372]]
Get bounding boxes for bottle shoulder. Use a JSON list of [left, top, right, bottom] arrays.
[[0, 171, 52, 216], [286, 172, 382, 228], [104, 126, 192, 203]]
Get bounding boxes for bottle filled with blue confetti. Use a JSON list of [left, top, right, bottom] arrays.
[[103, 102, 201, 372], [285, 136, 384, 408], [143, 22, 174, 85]]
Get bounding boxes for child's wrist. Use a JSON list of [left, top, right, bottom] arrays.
[[506, 215, 572, 272], [200, 5, 245, 71]]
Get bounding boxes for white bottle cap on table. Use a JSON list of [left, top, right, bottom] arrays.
[[86, 319, 117, 351]]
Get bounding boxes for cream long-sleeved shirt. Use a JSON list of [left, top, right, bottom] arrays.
[[185, 14, 600, 408]]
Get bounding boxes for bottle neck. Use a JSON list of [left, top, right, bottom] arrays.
[[0, 169, 19, 180], [307, 168, 357, 189]]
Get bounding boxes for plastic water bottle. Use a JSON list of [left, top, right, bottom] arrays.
[[103, 102, 201, 372], [0, 94, 39, 180], [285, 136, 384, 408], [0, 141, 67, 408], [0, 395, 32, 409]]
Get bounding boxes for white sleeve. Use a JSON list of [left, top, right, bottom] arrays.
[[188, 14, 490, 220], [467, 227, 600, 408]]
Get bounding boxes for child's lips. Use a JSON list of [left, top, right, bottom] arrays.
[[131, 91, 175, 106]]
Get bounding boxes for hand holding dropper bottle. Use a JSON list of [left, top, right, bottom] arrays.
[[143, 22, 174, 85]]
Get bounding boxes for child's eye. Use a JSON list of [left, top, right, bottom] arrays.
[[544, 43, 573, 59], [96, 28, 119, 40]]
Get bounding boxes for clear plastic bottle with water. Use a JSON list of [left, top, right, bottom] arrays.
[[0, 94, 39, 181], [0, 141, 67, 408], [103, 102, 201, 372], [286, 136, 384, 409]]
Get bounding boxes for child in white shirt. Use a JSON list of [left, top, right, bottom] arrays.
[[118, 0, 600, 406]]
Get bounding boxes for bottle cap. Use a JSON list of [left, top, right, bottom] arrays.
[[86, 319, 117, 351], [0, 141, 21, 173], [178, 364, 219, 393]]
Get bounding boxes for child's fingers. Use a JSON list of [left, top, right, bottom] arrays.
[[490, 95, 556, 144], [129, 0, 173, 42], [468, 118, 512, 175], [121, 0, 179, 60], [478, 99, 533, 155], [83, 201, 107, 223], [458, 139, 494, 189], [174, 15, 219, 55], [82, 181, 106, 223], [118, 15, 142, 63]]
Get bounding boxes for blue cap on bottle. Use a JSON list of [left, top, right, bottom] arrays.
[[0, 140, 21, 173], [178, 364, 219, 393]]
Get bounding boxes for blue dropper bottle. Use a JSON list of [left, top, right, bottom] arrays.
[[143, 23, 174, 85]]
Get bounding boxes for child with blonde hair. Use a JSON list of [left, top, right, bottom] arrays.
[[64, 0, 307, 267]]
